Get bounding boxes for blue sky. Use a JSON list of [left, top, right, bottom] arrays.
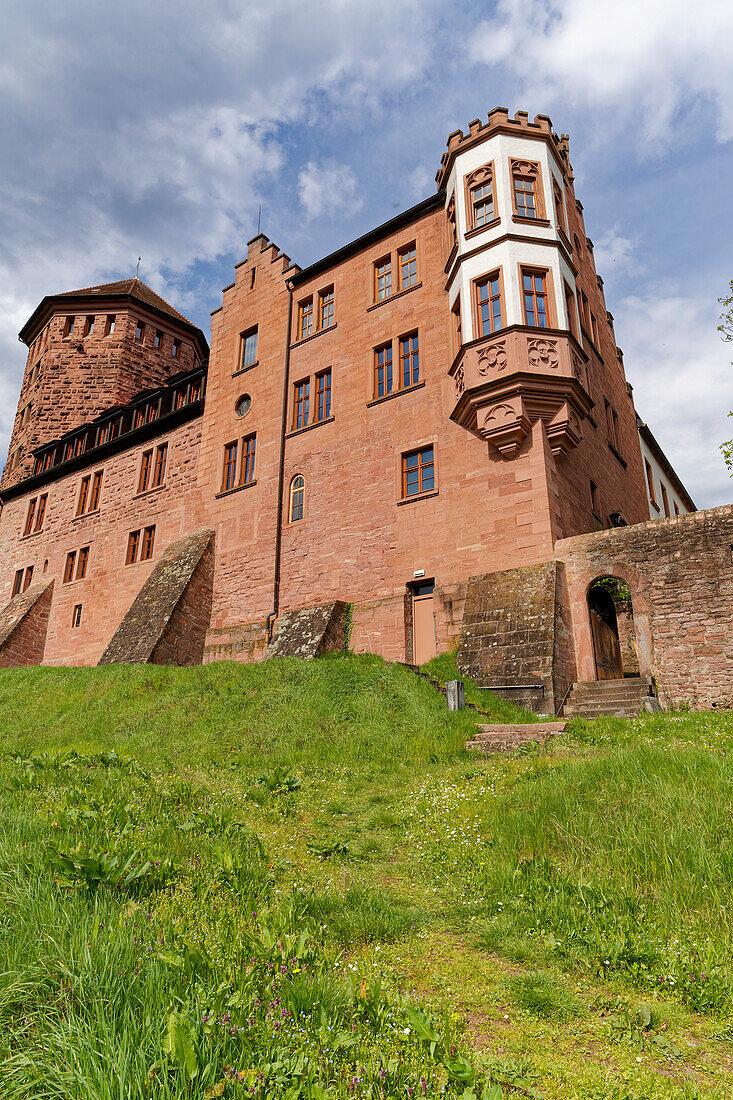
[[1, 0, 731, 507]]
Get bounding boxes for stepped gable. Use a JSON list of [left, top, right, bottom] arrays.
[[99, 528, 215, 666], [267, 602, 349, 660], [0, 581, 54, 667]]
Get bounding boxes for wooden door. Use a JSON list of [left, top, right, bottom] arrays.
[[590, 607, 623, 679], [413, 584, 436, 666]]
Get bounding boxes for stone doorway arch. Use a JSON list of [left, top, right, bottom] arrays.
[[587, 576, 639, 681]]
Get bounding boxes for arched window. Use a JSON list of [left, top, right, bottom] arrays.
[[289, 475, 305, 522]]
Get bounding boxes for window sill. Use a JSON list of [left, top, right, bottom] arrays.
[[444, 242, 458, 273], [512, 214, 550, 228], [233, 360, 259, 378], [464, 217, 500, 241], [367, 281, 422, 313], [134, 483, 166, 501], [72, 509, 101, 523], [20, 529, 44, 540], [558, 226, 572, 252], [215, 478, 258, 500], [62, 577, 88, 588], [290, 323, 337, 349], [397, 488, 439, 507], [649, 498, 660, 513], [367, 381, 425, 408], [126, 557, 155, 566], [608, 442, 627, 469], [286, 415, 334, 439]]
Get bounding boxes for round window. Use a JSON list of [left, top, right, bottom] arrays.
[[236, 394, 252, 418]]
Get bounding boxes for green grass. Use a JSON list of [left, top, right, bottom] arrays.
[[1, 654, 733, 1098], [420, 650, 540, 721]]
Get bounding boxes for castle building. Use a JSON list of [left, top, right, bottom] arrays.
[[2, 107, 724, 714]]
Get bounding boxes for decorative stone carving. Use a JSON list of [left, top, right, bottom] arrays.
[[454, 365, 464, 397], [571, 350, 584, 381], [477, 340, 508, 375], [511, 159, 538, 178], [527, 338, 559, 371]]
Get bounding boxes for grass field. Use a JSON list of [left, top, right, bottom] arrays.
[[1, 653, 732, 1098]]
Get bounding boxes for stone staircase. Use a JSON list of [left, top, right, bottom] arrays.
[[466, 722, 567, 753], [562, 676, 659, 718]]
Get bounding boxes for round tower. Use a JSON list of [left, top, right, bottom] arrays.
[[2, 279, 208, 490]]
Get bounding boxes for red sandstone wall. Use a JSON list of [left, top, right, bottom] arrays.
[[0, 418, 203, 665], [555, 506, 733, 708]]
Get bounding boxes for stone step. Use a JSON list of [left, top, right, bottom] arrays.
[[570, 678, 653, 696], [562, 675, 658, 718], [467, 721, 566, 753]]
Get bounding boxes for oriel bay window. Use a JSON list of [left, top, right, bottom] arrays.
[[475, 273, 504, 336], [510, 159, 545, 221], [464, 164, 496, 232], [521, 268, 551, 328], [402, 446, 435, 498]]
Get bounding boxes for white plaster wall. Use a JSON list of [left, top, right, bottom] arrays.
[[445, 131, 577, 340], [638, 433, 691, 518]]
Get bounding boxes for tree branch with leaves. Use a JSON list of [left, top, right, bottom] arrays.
[[719, 280, 733, 474]]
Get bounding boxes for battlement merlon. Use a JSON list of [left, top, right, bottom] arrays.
[[435, 107, 573, 189]]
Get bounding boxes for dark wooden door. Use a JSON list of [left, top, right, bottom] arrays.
[[590, 607, 623, 679]]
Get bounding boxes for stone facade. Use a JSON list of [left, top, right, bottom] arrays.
[[0, 107, 720, 707]]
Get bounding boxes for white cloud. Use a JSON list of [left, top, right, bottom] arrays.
[[470, 0, 733, 144], [298, 162, 362, 220], [618, 289, 732, 509], [593, 229, 639, 277]]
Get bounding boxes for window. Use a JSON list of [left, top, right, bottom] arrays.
[[89, 471, 103, 512], [135, 321, 145, 341], [138, 450, 153, 492], [563, 280, 577, 337], [375, 257, 392, 301], [34, 494, 47, 533], [12, 569, 24, 597], [64, 316, 75, 336], [590, 312, 599, 346], [241, 327, 258, 368], [476, 273, 503, 336], [146, 401, 159, 424], [76, 546, 89, 580], [447, 193, 457, 249], [645, 460, 658, 508], [289, 475, 305, 522], [236, 394, 252, 418], [402, 446, 434, 498], [141, 526, 155, 560], [242, 434, 256, 485], [399, 334, 420, 388], [71, 604, 82, 629], [105, 315, 116, 335], [674, 501, 680, 516], [73, 434, 86, 458], [298, 298, 314, 340], [23, 494, 47, 536], [580, 290, 589, 329], [510, 159, 545, 220], [154, 330, 163, 349], [590, 479, 601, 518], [452, 296, 462, 352], [661, 483, 670, 517], [374, 344, 393, 398], [63, 551, 77, 584], [222, 441, 238, 492], [172, 338, 181, 358], [605, 399, 621, 452], [315, 369, 332, 421], [174, 387, 186, 410], [293, 379, 310, 430], [23, 498, 37, 537], [398, 245, 417, 290], [23, 566, 33, 590], [152, 443, 167, 488], [464, 163, 496, 233], [84, 316, 94, 336], [522, 269, 549, 328], [319, 288, 334, 329], [189, 379, 201, 403], [133, 406, 146, 429], [553, 179, 567, 236], [126, 530, 141, 564]]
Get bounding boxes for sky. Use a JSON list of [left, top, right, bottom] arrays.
[[1, 0, 731, 508]]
